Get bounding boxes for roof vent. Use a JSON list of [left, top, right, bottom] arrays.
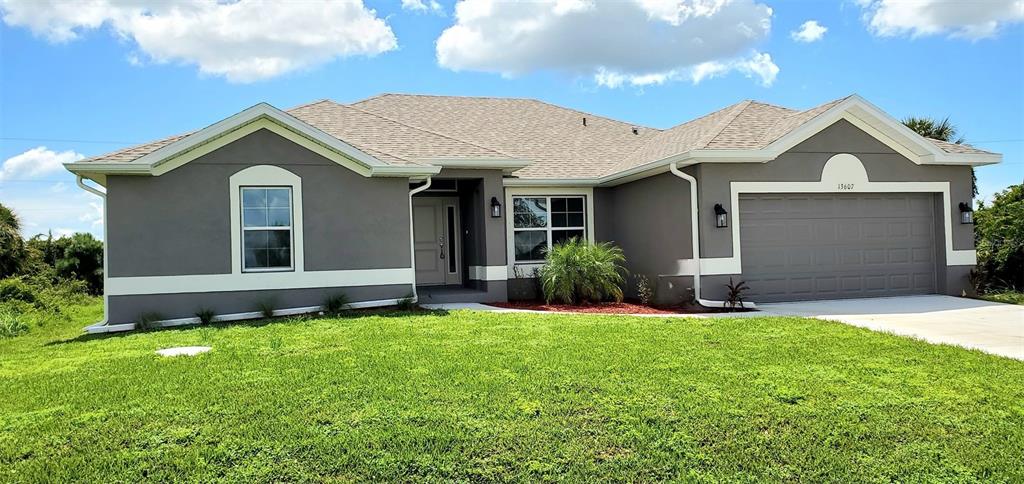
[[631, 127, 639, 135], [582, 117, 587, 127]]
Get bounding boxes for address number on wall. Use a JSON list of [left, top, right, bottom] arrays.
[[837, 183, 855, 191]]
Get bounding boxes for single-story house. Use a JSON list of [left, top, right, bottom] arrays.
[[65, 94, 1001, 331]]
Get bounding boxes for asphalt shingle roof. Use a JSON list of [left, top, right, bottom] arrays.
[[78, 94, 996, 177]]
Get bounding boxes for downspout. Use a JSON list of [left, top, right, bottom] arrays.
[[407, 177, 432, 303], [76, 175, 110, 327], [668, 162, 703, 304], [668, 163, 755, 309]]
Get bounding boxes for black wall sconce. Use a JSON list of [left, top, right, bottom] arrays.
[[958, 202, 974, 224], [714, 203, 728, 228], [490, 197, 502, 218]]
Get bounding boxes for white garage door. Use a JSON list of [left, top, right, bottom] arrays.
[[739, 193, 938, 302]]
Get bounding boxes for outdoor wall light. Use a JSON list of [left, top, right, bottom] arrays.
[[714, 203, 728, 228], [959, 202, 974, 224], [490, 197, 502, 218]]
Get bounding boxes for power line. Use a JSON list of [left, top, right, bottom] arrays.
[[0, 137, 141, 144]]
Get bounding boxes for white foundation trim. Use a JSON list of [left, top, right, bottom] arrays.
[[84, 297, 406, 333], [468, 265, 508, 281], [670, 153, 976, 276], [106, 268, 414, 296], [504, 187, 596, 278]]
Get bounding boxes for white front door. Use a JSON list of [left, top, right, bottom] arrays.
[[413, 197, 461, 286]]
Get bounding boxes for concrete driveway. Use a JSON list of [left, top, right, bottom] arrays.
[[761, 295, 1024, 360]]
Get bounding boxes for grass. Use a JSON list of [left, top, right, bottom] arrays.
[[979, 291, 1024, 305], [1, 300, 1022, 482]]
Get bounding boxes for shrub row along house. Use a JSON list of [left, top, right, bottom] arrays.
[[65, 94, 1001, 331]]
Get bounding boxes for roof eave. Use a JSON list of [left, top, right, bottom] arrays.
[[417, 157, 534, 174]]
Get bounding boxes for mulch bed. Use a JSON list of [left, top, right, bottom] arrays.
[[487, 301, 749, 314]]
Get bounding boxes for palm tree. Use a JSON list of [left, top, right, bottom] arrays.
[[0, 203, 27, 277], [902, 116, 977, 197]]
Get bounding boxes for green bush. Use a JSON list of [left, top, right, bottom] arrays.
[[195, 308, 216, 325], [974, 184, 1023, 292], [323, 292, 351, 315], [395, 293, 417, 311], [0, 306, 29, 338], [539, 238, 626, 305], [0, 278, 37, 305], [136, 312, 164, 331]]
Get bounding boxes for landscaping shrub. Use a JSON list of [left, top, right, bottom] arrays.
[[396, 293, 416, 311], [256, 299, 277, 318], [539, 238, 626, 305], [135, 312, 164, 330], [634, 274, 654, 306], [195, 308, 216, 325], [723, 278, 750, 311], [323, 292, 351, 315]]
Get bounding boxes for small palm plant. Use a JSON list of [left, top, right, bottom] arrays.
[[539, 238, 626, 305], [723, 278, 750, 311]]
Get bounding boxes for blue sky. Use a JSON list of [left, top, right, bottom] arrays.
[[1, 0, 1022, 239]]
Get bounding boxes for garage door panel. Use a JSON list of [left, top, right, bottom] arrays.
[[740, 193, 937, 302]]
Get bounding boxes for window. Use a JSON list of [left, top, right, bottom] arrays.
[[241, 187, 293, 271], [512, 196, 585, 262]]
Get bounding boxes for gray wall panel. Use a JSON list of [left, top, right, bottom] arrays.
[[106, 128, 411, 277], [107, 283, 413, 323], [605, 171, 694, 304]]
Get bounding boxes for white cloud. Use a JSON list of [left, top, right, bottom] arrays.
[[0, 0, 397, 82], [403, 0, 444, 14], [857, 0, 1024, 39], [791, 20, 827, 42], [436, 0, 776, 88], [595, 51, 778, 88], [0, 146, 83, 181], [49, 182, 68, 193]]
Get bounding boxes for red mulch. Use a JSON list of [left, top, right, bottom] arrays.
[[488, 301, 740, 314]]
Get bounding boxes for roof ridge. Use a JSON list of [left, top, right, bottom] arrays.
[[602, 100, 750, 177], [343, 101, 518, 159], [527, 98, 658, 131], [755, 95, 852, 145], [357, 92, 539, 103], [697, 100, 754, 149], [285, 98, 333, 111]]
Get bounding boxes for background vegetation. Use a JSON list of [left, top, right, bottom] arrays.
[[0, 203, 101, 338]]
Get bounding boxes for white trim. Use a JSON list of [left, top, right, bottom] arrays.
[[504, 187, 596, 277], [672, 153, 976, 276], [106, 268, 414, 296], [417, 157, 533, 174], [84, 298, 406, 333], [230, 166, 305, 275], [468, 265, 508, 281]]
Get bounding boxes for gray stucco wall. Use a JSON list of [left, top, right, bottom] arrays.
[[598, 171, 695, 304], [106, 128, 411, 277], [108, 284, 411, 324]]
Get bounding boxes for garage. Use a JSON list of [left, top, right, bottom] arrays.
[[739, 192, 938, 303]]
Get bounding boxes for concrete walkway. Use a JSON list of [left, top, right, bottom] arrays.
[[760, 295, 1024, 360]]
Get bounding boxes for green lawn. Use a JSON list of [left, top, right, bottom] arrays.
[[2, 300, 1022, 482], [980, 291, 1024, 305]]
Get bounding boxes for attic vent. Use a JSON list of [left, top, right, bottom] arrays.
[[631, 127, 639, 135], [582, 117, 587, 127]]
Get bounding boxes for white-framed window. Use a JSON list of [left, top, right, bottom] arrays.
[[512, 196, 586, 263], [240, 186, 293, 272]]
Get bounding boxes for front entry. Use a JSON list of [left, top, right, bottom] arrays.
[[412, 197, 461, 286]]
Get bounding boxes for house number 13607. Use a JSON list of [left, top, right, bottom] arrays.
[[838, 183, 855, 190]]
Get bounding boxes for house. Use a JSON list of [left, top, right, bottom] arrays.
[[64, 94, 1001, 331]]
